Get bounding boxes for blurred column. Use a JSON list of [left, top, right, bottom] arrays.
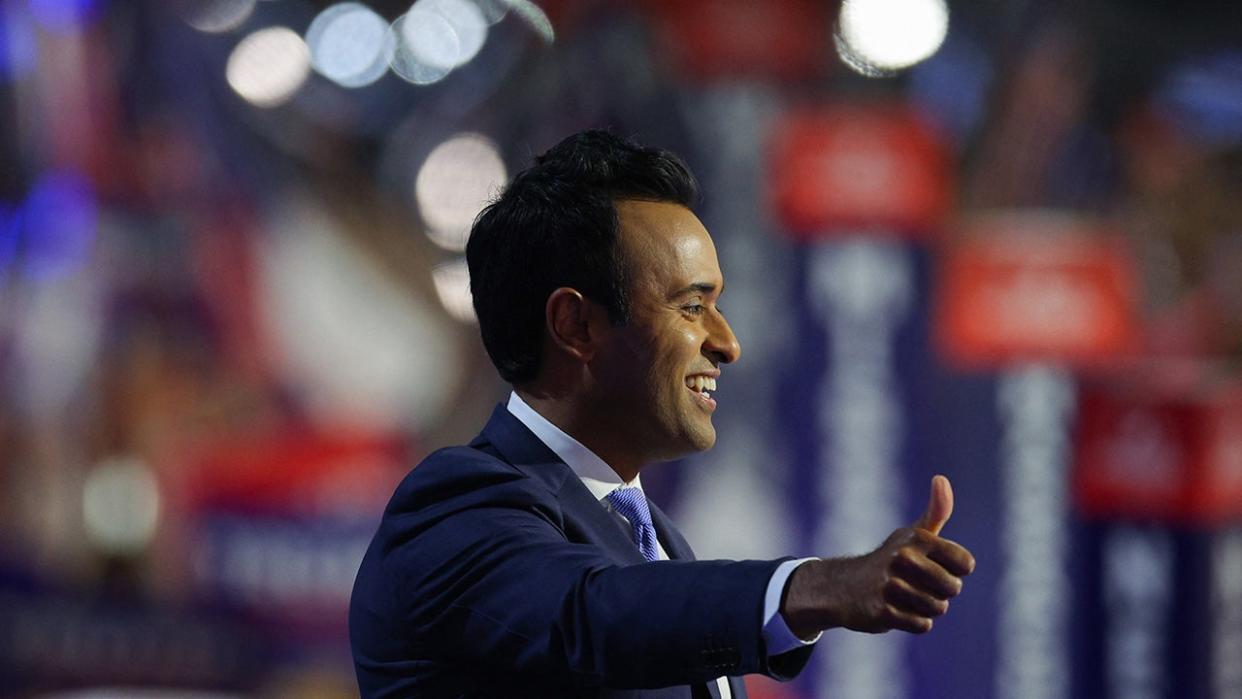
[[768, 102, 950, 699], [995, 365, 1074, 699], [810, 239, 913, 699]]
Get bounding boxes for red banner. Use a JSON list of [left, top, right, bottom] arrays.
[[935, 213, 1137, 367], [1074, 369, 1242, 524], [769, 104, 951, 237], [183, 426, 407, 518], [646, 0, 829, 81]]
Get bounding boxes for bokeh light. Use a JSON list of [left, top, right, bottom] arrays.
[[178, 0, 257, 34], [836, 0, 949, 76], [388, 11, 454, 85], [388, 0, 493, 85], [507, 0, 554, 43], [472, 0, 510, 26], [306, 3, 393, 88], [415, 132, 506, 251], [226, 26, 311, 108], [402, 5, 460, 70], [834, 31, 895, 79], [431, 259, 475, 323], [420, 0, 488, 69], [82, 456, 162, 557], [22, 170, 98, 281]]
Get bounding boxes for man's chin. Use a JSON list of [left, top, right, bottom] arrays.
[[684, 421, 717, 453]]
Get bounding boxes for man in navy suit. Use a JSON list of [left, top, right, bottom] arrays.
[[350, 130, 976, 698]]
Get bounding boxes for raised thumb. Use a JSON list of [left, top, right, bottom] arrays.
[[914, 475, 954, 535]]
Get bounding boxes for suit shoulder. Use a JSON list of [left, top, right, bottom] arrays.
[[418, 443, 519, 476], [382, 443, 551, 521]]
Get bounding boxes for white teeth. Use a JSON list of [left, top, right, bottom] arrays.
[[685, 376, 717, 393]]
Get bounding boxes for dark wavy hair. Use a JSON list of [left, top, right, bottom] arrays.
[[466, 130, 699, 384]]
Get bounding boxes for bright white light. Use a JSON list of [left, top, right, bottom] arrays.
[[432, 259, 476, 323], [306, 3, 393, 88], [416, 133, 507, 251], [180, 0, 256, 33], [422, 0, 488, 68], [82, 456, 161, 556], [226, 26, 311, 107], [388, 12, 454, 84], [472, 0, 510, 25], [834, 32, 895, 78], [837, 0, 948, 75], [402, 6, 460, 69], [388, 0, 494, 85]]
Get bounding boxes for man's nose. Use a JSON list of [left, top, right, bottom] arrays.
[[705, 309, 741, 365]]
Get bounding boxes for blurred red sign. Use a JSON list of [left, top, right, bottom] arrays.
[[769, 104, 951, 236], [646, 0, 829, 81], [184, 427, 407, 519], [1075, 373, 1242, 525], [178, 427, 409, 637], [935, 213, 1137, 367]]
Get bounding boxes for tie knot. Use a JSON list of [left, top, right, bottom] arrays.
[[606, 486, 653, 527]]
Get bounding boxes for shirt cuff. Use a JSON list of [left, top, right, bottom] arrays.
[[761, 557, 823, 657]]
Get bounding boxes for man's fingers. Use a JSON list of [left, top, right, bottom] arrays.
[[884, 577, 949, 619], [881, 604, 934, 634], [914, 475, 953, 535], [927, 537, 977, 577], [892, 549, 963, 600]]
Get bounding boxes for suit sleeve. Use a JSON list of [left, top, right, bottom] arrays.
[[358, 450, 807, 690]]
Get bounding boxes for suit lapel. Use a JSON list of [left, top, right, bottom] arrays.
[[648, 498, 695, 561], [478, 405, 646, 565]]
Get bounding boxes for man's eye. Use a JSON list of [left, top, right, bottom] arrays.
[[683, 304, 705, 315]]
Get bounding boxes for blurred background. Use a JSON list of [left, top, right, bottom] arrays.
[[2, 0, 1242, 697]]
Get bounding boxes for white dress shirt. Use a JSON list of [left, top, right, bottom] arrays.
[[506, 392, 819, 698]]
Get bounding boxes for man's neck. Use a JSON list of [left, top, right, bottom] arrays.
[[513, 387, 644, 483]]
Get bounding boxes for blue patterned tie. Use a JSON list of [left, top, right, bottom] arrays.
[[605, 487, 659, 562]]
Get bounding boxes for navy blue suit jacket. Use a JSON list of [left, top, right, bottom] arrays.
[[350, 405, 814, 698]]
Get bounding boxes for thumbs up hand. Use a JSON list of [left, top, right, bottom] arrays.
[[780, 475, 976, 638]]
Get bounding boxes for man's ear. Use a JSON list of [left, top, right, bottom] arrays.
[[546, 287, 603, 363]]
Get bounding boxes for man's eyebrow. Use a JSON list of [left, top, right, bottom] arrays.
[[668, 282, 718, 300]]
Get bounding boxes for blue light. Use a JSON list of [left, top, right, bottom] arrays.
[[27, 0, 102, 33], [909, 30, 992, 148], [21, 170, 98, 281], [0, 203, 18, 279], [0, 3, 39, 81], [1157, 52, 1242, 146]]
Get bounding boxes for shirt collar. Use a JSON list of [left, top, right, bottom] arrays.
[[506, 391, 641, 501]]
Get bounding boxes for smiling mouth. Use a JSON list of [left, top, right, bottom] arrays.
[[684, 375, 718, 410]]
